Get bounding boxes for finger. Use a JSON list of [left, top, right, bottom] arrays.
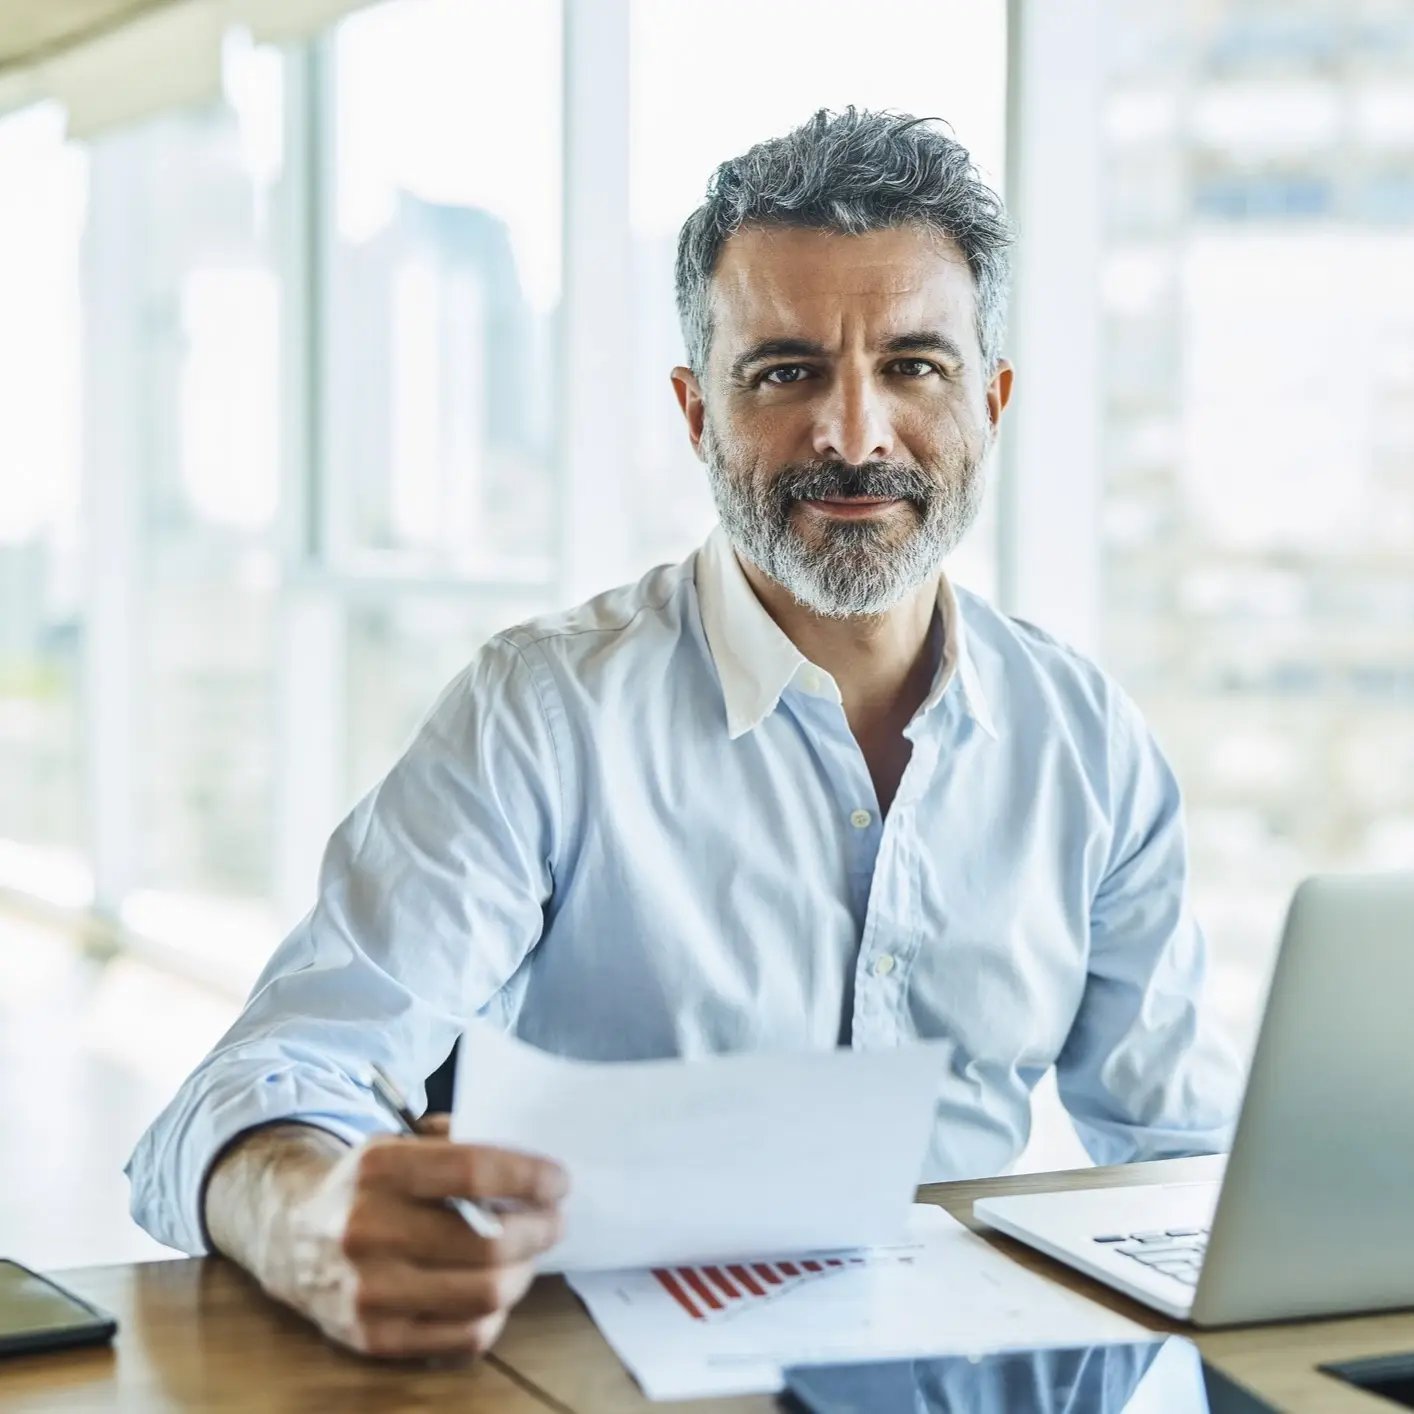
[[359, 1139, 569, 1208], [345, 1194, 564, 1269], [352, 1258, 537, 1322], [415, 1113, 451, 1137], [352, 1308, 507, 1361]]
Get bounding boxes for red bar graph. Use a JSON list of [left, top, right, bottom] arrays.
[[678, 1267, 723, 1312], [652, 1267, 701, 1321], [650, 1249, 887, 1323], [703, 1266, 738, 1300]]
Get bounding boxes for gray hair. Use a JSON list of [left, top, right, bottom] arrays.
[[675, 107, 1013, 377]]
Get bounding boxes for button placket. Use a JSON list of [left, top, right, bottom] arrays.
[[878, 815, 926, 1044]]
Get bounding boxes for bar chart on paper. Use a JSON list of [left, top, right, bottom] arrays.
[[651, 1249, 911, 1323], [569, 1206, 1146, 1400]]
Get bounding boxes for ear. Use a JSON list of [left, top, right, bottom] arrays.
[[671, 365, 709, 461], [986, 359, 1014, 432]]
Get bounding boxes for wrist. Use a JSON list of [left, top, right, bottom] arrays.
[[203, 1122, 348, 1271]]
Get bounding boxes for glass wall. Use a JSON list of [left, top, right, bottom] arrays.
[[628, 0, 1009, 593], [327, 0, 560, 582], [22, 0, 1389, 1084], [0, 105, 88, 903], [1098, 0, 1414, 1047], [326, 0, 563, 801], [0, 3, 571, 976], [116, 39, 285, 906], [344, 594, 549, 797]]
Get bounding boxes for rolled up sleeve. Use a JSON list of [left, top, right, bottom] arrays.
[[125, 636, 563, 1253]]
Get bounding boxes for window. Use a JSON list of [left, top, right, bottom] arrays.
[[326, 0, 561, 582], [0, 105, 88, 904], [0, 2, 1022, 989], [79, 38, 288, 923], [0, 0, 1017, 970], [628, 0, 1010, 594], [345, 595, 548, 796], [325, 0, 563, 802], [1098, 0, 1414, 1049]]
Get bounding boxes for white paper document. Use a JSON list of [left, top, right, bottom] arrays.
[[451, 1025, 946, 1273], [568, 1204, 1148, 1401]]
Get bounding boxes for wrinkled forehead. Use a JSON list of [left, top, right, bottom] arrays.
[[707, 224, 979, 366]]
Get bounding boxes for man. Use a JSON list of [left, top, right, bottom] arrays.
[[129, 108, 1236, 1359]]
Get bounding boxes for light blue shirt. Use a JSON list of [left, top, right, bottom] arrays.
[[128, 528, 1236, 1254]]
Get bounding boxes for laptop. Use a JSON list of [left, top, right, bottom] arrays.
[[974, 873, 1414, 1326]]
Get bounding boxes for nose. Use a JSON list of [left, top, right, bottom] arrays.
[[811, 365, 895, 464]]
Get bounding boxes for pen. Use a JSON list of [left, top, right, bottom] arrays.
[[367, 1064, 504, 1240]]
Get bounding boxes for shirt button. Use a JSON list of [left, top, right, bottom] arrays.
[[874, 954, 896, 977], [801, 671, 822, 693], [850, 809, 872, 829]]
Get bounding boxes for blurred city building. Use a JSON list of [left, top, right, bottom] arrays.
[[1098, 0, 1414, 1043]]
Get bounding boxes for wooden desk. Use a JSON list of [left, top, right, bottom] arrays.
[[3, 1158, 1411, 1413]]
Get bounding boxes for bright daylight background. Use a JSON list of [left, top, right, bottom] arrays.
[[1, 0, 1413, 1264]]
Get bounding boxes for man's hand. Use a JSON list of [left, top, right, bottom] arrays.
[[204, 1122, 568, 1359]]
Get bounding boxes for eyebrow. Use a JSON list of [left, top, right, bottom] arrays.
[[880, 330, 967, 363], [729, 338, 828, 381], [729, 330, 967, 382]]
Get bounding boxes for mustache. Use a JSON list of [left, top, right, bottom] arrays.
[[772, 460, 937, 507]]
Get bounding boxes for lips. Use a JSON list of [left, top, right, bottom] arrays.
[[799, 495, 906, 520]]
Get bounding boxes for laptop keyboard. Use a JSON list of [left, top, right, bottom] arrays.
[[1091, 1227, 1208, 1286]]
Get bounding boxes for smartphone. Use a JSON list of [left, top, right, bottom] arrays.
[[0, 1259, 118, 1358]]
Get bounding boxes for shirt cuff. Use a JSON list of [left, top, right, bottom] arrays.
[[126, 1053, 398, 1255]]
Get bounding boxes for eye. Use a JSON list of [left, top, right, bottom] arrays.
[[759, 364, 815, 386], [890, 358, 939, 378]]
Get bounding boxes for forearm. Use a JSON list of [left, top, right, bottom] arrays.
[[203, 1123, 350, 1278]]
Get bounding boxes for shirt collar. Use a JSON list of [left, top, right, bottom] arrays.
[[695, 525, 998, 742]]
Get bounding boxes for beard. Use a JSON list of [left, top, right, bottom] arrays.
[[703, 425, 987, 618]]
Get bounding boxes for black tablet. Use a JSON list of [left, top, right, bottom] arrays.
[[0, 1259, 118, 1358], [782, 1336, 1278, 1413]]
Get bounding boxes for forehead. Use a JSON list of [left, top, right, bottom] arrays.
[[709, 224, 977, 355]]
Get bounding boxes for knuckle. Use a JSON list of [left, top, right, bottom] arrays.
[[354, 1143, 390, 1187], [476, 1232, 510, 1268], [534, 1204, 562, 1249], [462, 1147, 492, 1191], [482, 1267, 519, 1314], [505, 1209, 559, 1258], [361, 1324, 397, 1358], [488, 1261, 534, 1315], [360, 1318, 415, 1360], [349, 1272, 382, 1322], [348, 1318, 382, 1356], [459, 1271, 502, 1319], [340, 1198, 382, 1260], [465, 1312, 506, 1357], [535, 1164, 570, 1206], [538, 1205, 566, 1247]]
